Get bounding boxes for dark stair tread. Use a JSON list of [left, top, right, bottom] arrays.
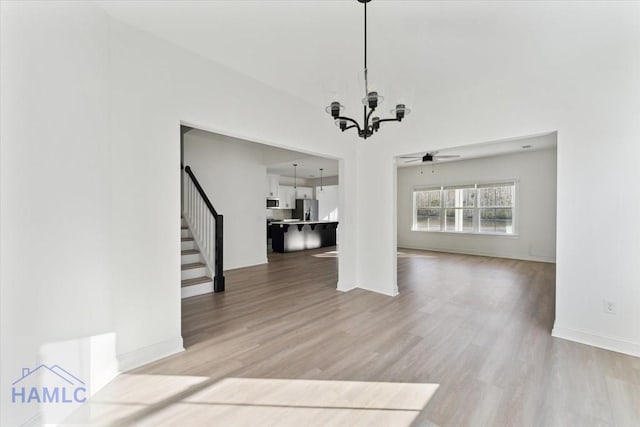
[[181, 249, 199, 255], [182, 262, 206, 270], [181, 237, 194, 241], [181, 276, 212, 287]]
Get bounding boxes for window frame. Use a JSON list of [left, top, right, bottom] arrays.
[[443, 184, 476, 233], [412, 186, 443, 232], [411, 179, 519, 237]]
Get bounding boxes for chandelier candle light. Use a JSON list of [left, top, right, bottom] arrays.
[[326, 0, 410, 139]]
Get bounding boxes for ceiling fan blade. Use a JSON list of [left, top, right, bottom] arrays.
[[404, 159, 421, 163], [399, 156, 421, 159], [434, 155, 460, 159]]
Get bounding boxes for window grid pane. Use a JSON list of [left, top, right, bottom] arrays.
[[416, 208, 441, 231], [479, 208, 513, 233], [415, 189, 441, 208], [413, 183, 514, 235], [444, 188, 476, 208], [478, 184, 513, 208], [445, 208, 474, 232]]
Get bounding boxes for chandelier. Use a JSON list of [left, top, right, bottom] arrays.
[[326, 0, 410, 139]]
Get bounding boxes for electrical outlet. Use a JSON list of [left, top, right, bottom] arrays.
[[603, 299, 617, 315]]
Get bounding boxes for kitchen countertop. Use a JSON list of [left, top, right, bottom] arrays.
[[270, 220, 339, 225]]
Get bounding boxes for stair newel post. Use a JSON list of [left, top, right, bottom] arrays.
[[214, 214, 225, 292]]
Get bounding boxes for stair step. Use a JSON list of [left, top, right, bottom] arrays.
[[181, 249, 199, 255], [181, 262, 206, 271], [181, 276, 212, 287], [181, 226, 188, 230], [181, 237, 194, 242]]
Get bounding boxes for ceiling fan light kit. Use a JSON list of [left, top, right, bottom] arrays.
[[326, 0, 410, 140], [400, 151, 461, 164]]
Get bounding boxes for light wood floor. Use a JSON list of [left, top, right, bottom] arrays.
[[73, 247, 640, 426]]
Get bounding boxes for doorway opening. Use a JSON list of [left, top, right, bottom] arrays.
[[394, 131, 558, 295], [179, 125, 341, 348]]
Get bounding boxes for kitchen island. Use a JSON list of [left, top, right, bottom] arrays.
[[270, 220, 338, 253]]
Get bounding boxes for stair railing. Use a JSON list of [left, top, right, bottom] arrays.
[[183, 166, 225, 292]]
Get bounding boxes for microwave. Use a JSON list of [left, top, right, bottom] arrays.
[[266, 198, 279, 208]]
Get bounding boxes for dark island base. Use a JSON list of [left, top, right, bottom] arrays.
[[271, 222, 338, 253]]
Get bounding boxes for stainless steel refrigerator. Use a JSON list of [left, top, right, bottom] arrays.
[[294, 199, 318, 221]]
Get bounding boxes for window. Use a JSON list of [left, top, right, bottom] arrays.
[[478, 183, 514, 234], [443, 185, 475, 232], [414, 188, 441, 231], [413, 182, 516, 235]]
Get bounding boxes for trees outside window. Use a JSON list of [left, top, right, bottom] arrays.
[[413, 182, 516, 235]]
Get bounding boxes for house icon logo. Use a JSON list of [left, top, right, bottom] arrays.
[[11, 365, 87, 404]]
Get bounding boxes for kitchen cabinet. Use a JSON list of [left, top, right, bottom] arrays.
[[266, 174, 279, 198], [272, 184, 312, 209], [297, 186, 314, 199], [270, 221, 339, 253], [278, 185, 296, 209]]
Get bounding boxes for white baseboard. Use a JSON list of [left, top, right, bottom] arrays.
[[552, 323, 640, 357], [228, 257, 268, 270], [336, 281, 357, 292], [398, 245, 556, 263], [336, 281, 398, 297], [357, 285, 399, 297], [117, 336, 185, 372]]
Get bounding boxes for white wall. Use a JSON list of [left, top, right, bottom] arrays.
[[356, 2, 640, 355], [0, 3, 116, 424], [308, 175, 339, 199], [316, 185, 340, 222], [397, 148, 557, 262], [278, 175, 310, 187], [106, 4, 359, 366], [307, 176, 339, 188], [1, 2, 360, 424], [184, 130, 268, 270]]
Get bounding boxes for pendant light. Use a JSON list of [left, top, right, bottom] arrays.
[[293, 163, 298, 198], [325, 0, 410, 139], [320, 168, 324, 192]]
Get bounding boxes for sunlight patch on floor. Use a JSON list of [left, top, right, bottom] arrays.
[[62, 373, 210, 425], [312, 250, 339, 258], [65, 375, 439, 426]]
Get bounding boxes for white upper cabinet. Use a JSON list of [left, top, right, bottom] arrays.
[[278, 185, 296, 209], [267, 174, 279, 198], [297, 186, 313, 199]]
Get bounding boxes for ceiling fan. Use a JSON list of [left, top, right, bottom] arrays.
[[400, 151, 460, 163]]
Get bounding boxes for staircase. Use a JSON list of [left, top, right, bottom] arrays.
[[181, 217, 214, 298], [181, 164, 225, 296]]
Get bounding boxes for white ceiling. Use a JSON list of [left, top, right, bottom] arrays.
[[187, 127, 339, 178], [98, 1, 577, 119], [267, 156, 339, 179], [397, 132, 556, 167]]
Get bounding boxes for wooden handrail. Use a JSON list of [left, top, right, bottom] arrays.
[[184, 166, 219, 218], [184, 165, 225, 293]]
